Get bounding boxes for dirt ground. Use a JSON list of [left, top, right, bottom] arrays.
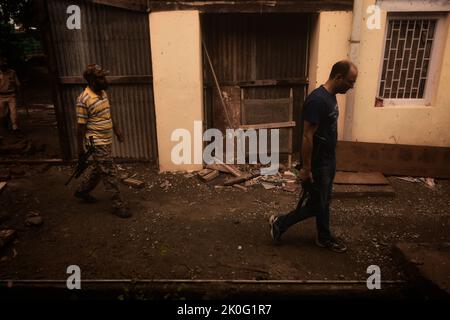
[[0, 162, 449, 298], [0, 71, 449, 298]]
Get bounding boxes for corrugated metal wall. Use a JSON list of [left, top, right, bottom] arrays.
[[45, 0, 157, 160], [203, 14, 308, 81], [202, 13, 309, 152]]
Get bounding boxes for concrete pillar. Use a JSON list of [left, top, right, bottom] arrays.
[[149, 11, 204, 172]]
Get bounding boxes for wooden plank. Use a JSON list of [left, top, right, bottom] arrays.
[[89, 0, 147, 12], [224, 173, 254, 186], [220, 163, 243, 177], [198, 168, 213, 178], [202, 170, 219, 182], [243, 98, 292, 110], [333, 184, 396, 198], [122, 178, 145, 188], [0, 182, 6, 194], [59, 75, 152, 84], [334, 171, 389, 185], [207, 163, 243, 177], [336, 141, 450, 179], [206, 164, 230, 174], [239, 121, 296, 130], [212, 86, 241, 131], [233, 184, 248, 191], [149, 1, 353, 13], [204, 78, 309, 88], [239, 78, 309, 87], [241, 98, 292, 125]]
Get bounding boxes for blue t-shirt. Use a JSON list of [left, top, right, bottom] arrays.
[[302, 85, 339, 167]]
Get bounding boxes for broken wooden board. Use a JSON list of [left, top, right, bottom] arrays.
[[122, 178, 145, 188], [333, 184, 395, 198], [206, 164, 230, 174], [206, 163, 243, 177], [202, 170, 219, 182], [221, 163, 243, 177], [233, 184, 247, 191], [198, 168, 213, 178], [283, 182, 299, 193], [334, 171, 389, 185], [224, 173, 254, 186], [0, 182, 6, 194]]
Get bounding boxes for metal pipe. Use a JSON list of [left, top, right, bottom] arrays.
[[343, 0, 364, 141]]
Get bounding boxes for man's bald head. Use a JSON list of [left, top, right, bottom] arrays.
[[328, 60, 358, 94]]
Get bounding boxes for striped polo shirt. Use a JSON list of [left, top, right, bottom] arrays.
[[76, 87, 113, 145]]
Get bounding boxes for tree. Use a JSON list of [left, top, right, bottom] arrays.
[[0, 0, 35, 30], [0, 0, 43, 72]]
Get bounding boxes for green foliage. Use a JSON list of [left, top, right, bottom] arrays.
[[0, 0, 34, 29], [0, 0, 43, 70]]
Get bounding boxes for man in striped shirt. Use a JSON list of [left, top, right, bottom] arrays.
[[0, 57, 21, 132], [74, 64, 131, 219]]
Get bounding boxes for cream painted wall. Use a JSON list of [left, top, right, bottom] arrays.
[[149, 11, 204, 172], [308, 11, 352, 139], [351, 0, 450, 147]]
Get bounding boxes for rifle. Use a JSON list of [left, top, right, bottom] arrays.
[[65, 136, 96, 186], [295, 179, 313, 211]]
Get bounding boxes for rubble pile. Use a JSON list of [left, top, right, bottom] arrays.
[[193, 162, 301, 193]]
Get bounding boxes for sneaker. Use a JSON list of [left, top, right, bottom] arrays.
[[113, 207, 132, 219], [315, 237, 347, 253], [74, 191, 98, 204], [269, 215, 282, 243]]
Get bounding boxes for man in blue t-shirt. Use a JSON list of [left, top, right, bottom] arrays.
[[270, 60, 358, 253]]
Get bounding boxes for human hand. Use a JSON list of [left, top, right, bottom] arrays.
[[299, 168, 313, 183], [115, 128, 124, 143]]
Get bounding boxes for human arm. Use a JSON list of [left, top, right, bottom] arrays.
[[76, 97, 88, 157], [111, 116, 124, 143], [77, 123, 87, 158], [299, 95, 323, 181]]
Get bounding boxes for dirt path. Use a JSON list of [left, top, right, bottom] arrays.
[[0, 164, 449, 293]]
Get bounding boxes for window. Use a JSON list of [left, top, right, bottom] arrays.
[[378, 14, 445, 105]]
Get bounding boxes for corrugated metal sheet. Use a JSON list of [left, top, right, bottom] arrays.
[[203, 14, 309, 85], [46, 0, 156, 160]]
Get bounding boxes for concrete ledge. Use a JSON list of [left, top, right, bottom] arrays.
[[393, 242, 450, 298], [333, 184, 395, 198]]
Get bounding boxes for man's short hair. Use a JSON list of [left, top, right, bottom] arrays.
[[83, 64, 109, 83], [329, 60, 356, 79]]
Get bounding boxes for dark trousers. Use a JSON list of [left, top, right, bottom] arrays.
[[277, 162, 336, 241]]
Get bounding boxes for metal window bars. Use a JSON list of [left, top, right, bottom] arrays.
[[379, 18, 436, 99]]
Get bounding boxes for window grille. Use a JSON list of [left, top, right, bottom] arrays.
[[379, 19, 436, 99]]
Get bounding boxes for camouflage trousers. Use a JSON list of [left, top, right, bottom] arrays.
[[77, 143, 124, 209]]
